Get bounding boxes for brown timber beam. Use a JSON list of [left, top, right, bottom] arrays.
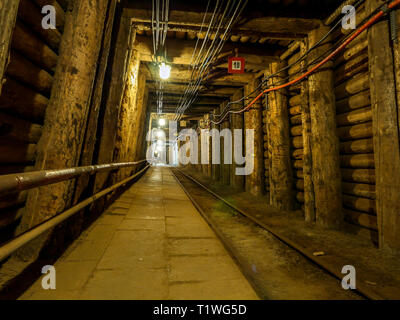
[[267, 61, 294, 210], [0, 0, 20, 95], [17, 0, 111, 260], [308, 26, 342, 229], [230, 89, 245, 190], [244, 77, 264, 196], [367, 0, 400, 252]]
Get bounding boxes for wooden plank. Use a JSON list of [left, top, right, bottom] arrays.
[[230, 88, 245, 190], [300, 40, 315, 223], [367, 0, 400, 251], [94, 11, 133, 192], [18, 0, 111, 261], [267, 61, 293, 209], [244, 77, 264, 196], [0, 0, 20, 95], [308, 26, 342, 228], [70, 0, 118, 238]]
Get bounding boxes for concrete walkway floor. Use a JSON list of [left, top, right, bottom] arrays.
[[20, 167, 258, 300]]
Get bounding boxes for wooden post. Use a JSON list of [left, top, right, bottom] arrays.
[[308, 26, 342, 228], [94, 9, 133, 192], [69, 0, 118, 238], [230, 88, 245, 190], [207, 113, 212, 178], [17, 0, 111, 260], [0, 0, 20, 95], [134, 76, 149, 164], [367, 0, 400, 251], [267, 61, 294, 210], [393, 9, 400, 149], [113, 48, 140, 181], [201, 114, 210, 176], [300, 40, 316, 222], [212, 108, 220, 181], [244, 78, 264, 196], [221, 102, 231, 185]]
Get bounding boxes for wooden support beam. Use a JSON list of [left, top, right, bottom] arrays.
[[244, 77, 264, 196], [211, 108, 220, 181], [308, 26, 342, 229], [134, 80, 150, 165], [70, 0, 118, 239], [127, 8, 320, 39], [136, 36, 278, 66], [113, 49, 141, 182], [367, 0, 400, 251], [95, 10, 134, 192], [0, 0, 20, 95], [394, 8, 400, 159], [16, 0, 111, 260], [220, 102, 230, 185], [230, 89, 245, 190], [300, 40, 315, 223], [267, 61, 293, 210]]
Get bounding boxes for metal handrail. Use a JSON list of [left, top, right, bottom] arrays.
[[0, 160, 147, 196], [0, 164, 150, 262]]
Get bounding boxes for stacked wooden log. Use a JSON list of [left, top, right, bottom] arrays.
[[285, 46, 304, 208], [0, 1, 66, 230], [332, 4, 377, 232]]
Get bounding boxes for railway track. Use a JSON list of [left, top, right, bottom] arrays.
[[171, 167, 368, 300]]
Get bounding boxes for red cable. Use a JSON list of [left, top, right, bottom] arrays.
[[210, 0, 400, 125]]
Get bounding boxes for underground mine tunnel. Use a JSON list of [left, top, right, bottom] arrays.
[[0, 0, 400, 302]]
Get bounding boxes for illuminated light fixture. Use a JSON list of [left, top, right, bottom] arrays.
[[159, 62, 171, 80], [156, 145, 164, 152], [156, 129, 163, 139], [158, 118, 166, 126]]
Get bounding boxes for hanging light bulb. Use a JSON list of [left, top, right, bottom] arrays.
[[159, 62, 171, 80], [158, 118, 166, 126]]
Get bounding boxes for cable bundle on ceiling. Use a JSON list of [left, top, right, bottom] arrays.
[[151, 0, 170, 115], [173, 0, 248, 121]]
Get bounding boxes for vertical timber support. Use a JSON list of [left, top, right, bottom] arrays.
[[300, 40, 316, 223], [267, 61, 294, 210], [95, 9, 134, 192], [395, 9, 400, 133], [70, 0, 118, 237], [308, 26, 342, 228], [367, 0, 400, 251], [212, 108, 220, 181], [244, 78, 264, 196], [113, 48, 140, 181], [221, 102, 231, 185], [134, 71, 149, 166], [207, 113, 212, 178], [230, 89, 245, 190], [17, 0, 111, 260], [0, 0, 20, 95]]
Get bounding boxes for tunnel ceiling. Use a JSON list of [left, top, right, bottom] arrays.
[[124, 0, 343, 117]]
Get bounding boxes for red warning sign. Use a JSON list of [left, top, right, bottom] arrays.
[[228, 57, 245, 74]]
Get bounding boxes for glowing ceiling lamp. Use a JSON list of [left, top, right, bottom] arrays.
[[158, 118, 166, 126], [159, 62, 171, 80]]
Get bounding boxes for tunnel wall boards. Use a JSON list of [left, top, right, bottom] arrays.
[[0, 0, 68, 244], [0, 1, 151, 267]]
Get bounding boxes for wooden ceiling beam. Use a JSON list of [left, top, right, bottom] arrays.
[[136, 36, 279, 66], [127, 8, 321, 38]]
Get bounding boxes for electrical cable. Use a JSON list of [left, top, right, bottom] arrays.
[[212, 0, 366, 122], [208, 0, 400, 125]]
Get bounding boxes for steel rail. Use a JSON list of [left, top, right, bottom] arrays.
[[171, 167, 383, 300], [0, 165, 150, 262], [0, 160, 147, 196]]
